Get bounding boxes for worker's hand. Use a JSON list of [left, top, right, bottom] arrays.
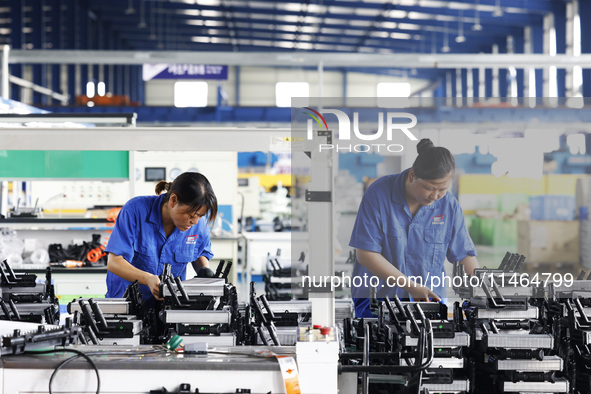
[[404, 281, 441, 302], [197, 267, 215, 278], [146, 274, 163, 300]]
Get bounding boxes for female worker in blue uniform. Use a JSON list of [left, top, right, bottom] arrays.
[[350, 138, 479, 317], [105, 172, 217, 305]]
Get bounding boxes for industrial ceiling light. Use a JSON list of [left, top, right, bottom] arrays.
[[137, 0, 147, 28], [493, 0, 503, 17], [442, 22, 450, 52], [149, 1, 157, 40], [455, 10, 466, 43], [124, 0, 136, 15], [472, 0, 482, 31]]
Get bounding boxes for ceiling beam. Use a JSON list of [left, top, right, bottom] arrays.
[[9, 50, 591, 68]]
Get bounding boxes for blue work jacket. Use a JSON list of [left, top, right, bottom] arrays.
[[105, 194, 214, 303], [349, 169, 476, 317]]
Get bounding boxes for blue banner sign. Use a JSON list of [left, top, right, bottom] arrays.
[[143, 64, 228, 81]]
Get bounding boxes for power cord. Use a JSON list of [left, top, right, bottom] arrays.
[[24, 348, 100, 394], [23, 346, 170, 394]]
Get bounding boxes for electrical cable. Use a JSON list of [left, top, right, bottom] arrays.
[[49, 353, 98, 394], [23, 346, 170, 394], [24, 348, 100, 394]]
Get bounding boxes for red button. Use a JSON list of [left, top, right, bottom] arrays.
[[319, 327, 331, 336]]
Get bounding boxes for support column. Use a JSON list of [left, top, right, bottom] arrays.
[[446, 71, 453, 106], [78, 3, 89, 102], [507, 36, 518, 102], [342, 70, 346, 106], [498, 40, 508, 98], [66, 0, 76, 104], [0, 45, 9, 100], [566, 0, 583, 98], [581, 0, 591, 97], [50, 0, 63, 105], [93, 18, 101, 96], [137, 65, 145, 105], [455, 68, 462, 107], [524, 26, 535, 100], [553, 2, 567, 97], [104, 23, 114, 96], [9, 0, 24, 101], [513, 30, 525, 97], [31, 0, 47, 105], [308, 138, 335, 328], [543, 13, 557, 98], [532, 23, 545, 101], [491, 44, 499, 98], [126, 65, 132, 100], [478, 67, 485, 99], [466, 68, 473, 107]]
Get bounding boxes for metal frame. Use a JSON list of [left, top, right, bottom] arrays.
[[10, 50, 591, 68], [0, 113, 136, 126], [0, 127, 291, 151]]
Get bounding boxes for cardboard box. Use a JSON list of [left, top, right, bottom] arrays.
[[530, 195, 576, 221], [518, 220, 579, 264]]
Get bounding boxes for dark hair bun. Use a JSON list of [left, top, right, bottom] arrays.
[[154, 181, 171, 195], [416, 138, 434, 155]]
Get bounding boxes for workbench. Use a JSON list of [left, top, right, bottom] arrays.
[[0, 345, 291, 393]]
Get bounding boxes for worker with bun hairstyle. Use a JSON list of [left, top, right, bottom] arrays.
[[350, 138, 479, 317], [105, 172, 217, 305]]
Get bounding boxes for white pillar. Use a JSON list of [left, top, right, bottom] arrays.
[[478, 67, 485, 99], [446, 72, 453, 106], [543, 13, 558, 101], [0, 45, 9, 100], [492, 44, 500, 98], [466, 68, 474, 107], [566, 0, 583, 99], [455, 68, 463, 107], [308, 134, 335, 327], [524, 26, 536, 105]]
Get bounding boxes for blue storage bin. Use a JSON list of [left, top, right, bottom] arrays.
[[530, 195, 576, 221]]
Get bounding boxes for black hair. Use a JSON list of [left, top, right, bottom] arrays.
[[411, 138, 455, 180], [155, 172, 218, 225]]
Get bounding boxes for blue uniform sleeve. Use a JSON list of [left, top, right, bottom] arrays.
[[105, 202, 138, 264], [446, 203, 477, 263], [349, 190, 384, 254], [198, 227, 214, 261]]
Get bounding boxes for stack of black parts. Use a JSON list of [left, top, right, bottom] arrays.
[[158, 261, 242, 347], [462, 252, 568, 393], [0, 260, 59, 324], [67, 280, 147, 345], [339, 296, 468, 394], [546, 271, 591, 394]]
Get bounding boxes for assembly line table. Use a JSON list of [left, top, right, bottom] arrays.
[[0, 345, 292, 393]]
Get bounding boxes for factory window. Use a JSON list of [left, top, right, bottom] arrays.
[[275, 82, 309, 107], [174, 81, 208, 107], [377, 82, 411, 98]]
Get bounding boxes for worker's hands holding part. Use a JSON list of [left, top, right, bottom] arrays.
[[403, 281, 441, 302], [146, 274, 163, 300]]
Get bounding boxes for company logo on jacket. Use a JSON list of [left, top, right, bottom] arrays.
[[432, 215, 445, 225], [185, 235, 198, 244]]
